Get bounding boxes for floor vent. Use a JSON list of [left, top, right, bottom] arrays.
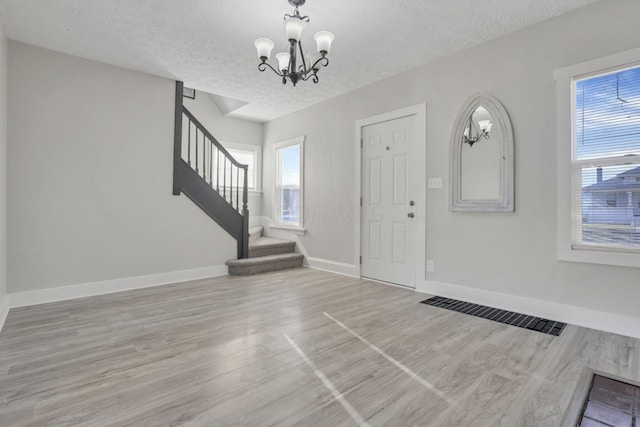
[[420, 296, 566, 336]]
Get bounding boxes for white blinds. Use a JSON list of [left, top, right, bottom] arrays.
[[572, 65, 640, 250]]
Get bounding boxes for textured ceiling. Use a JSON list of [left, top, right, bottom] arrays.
[[0, 0, 599, 122]]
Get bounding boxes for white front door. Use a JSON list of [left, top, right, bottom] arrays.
[[361, 115, 417, 288]]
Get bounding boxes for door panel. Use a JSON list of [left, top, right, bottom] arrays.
[[370, 158, 383, 205], [369, 222, 382, 260], [361, 115, 417, 288], [393, 154, 408, 205], [392, 222, 407, 264]]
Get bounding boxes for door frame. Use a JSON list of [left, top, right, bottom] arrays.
[[355, 104, 427, 287]]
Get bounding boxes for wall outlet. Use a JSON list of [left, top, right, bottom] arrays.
[[428, 177, 443, 189], [426, 260, 435, 272]]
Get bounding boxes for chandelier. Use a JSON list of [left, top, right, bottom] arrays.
[[463, 112, 493, 147], [254, 0, 335, 86]]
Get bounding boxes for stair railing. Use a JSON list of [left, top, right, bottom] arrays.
[[173, 81, 249, 259]]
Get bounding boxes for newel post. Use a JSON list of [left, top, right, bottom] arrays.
[[239, 166, 250, 259], [172, 81, 184, 196]]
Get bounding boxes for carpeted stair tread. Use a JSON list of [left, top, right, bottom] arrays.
[[248, 226, 263, 245], [228, 229, 302, 275], [226, 253, 304, 276], [227, 253, 303, 266], [249, 237, 296, 258], [250, 236, 293, 247]]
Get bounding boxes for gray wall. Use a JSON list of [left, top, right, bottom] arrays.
[[263, 0, 640, 318], [7, 42, 239, 293], [183, 93, 263, 217], [0, 18, 7, 305], [183, 93, 262, 148]]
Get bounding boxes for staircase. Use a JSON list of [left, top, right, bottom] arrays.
[[172, 81, 303, 274], [173, 81, 249, 259], [226, 226, 304, 275]]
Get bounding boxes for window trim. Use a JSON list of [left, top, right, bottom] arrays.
[[273, 136, 305, 230], [555, 48, 640, 268], [220, 141, 262, 193]]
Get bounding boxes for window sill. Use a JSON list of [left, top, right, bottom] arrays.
[[269, 225, 307, 235], [558, 248, 640, 268], [216, 187, 261, 194]]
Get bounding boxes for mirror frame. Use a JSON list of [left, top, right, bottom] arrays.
[[449, 92, 515, 212]]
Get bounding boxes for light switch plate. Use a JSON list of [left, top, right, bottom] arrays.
[[428, 177, 443, 189]]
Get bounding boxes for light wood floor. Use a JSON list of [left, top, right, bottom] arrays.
[[1, 268, 639, 426]]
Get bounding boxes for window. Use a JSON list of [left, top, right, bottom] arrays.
[[274, 136, 304, 229], [222, 143, 261, 191], [571, 64, 640, 252], [555, 50, 640, 266], [605, 192, 617, 208]]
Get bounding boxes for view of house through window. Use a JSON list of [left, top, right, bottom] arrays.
[[275, 138, 304, 228], [573, 64, 640, 250]]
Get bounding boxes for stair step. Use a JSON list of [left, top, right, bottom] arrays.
[[249, 226, 263, 245], [226, 253, 304, 276], [249, 237, 296, 258]]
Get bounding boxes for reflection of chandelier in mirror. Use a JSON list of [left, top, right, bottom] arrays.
[[463, 113, 493, 147], [254, 0, 335, 86]]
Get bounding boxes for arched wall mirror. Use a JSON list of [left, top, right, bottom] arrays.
[[449, 92, 515, 212]]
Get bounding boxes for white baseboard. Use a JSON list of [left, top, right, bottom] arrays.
[[9, 265, 228, 309], [418, 280, 640, 340], [259, 219, 358, 279], [306, 257, 359, 278], [6, 265, 637, 341], [0, 294, 8, 333]]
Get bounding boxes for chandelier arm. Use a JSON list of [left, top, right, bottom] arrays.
[[284, 13, 310, 22], [258, 61, 285, 77], [462, 117, 478, 146], [308, 56, 329, 71], [469, 117, 480, 140], [301, 73, 319, 84], [462, 121, 494, 146]]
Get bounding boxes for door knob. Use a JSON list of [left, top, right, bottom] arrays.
[[407, 212, 415, 218]]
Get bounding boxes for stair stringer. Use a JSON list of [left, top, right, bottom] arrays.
[[178, 160, 248, 257]]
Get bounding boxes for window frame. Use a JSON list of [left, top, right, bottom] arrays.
[[555, 47, 640, 268], [220, 141, 262, 193], [273, 136, 305, 231]]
